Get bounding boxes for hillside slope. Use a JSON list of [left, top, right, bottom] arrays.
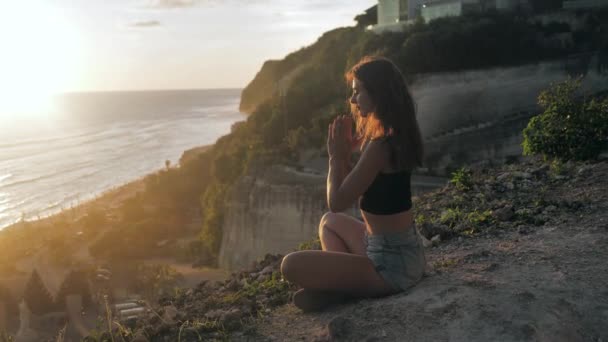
[[255, 159, 608, 342], [123, 156, 607, 342]]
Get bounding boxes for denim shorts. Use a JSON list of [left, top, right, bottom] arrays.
[[364, 224, 426, 292]]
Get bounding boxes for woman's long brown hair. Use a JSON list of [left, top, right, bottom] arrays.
[[345, 56, 423, 171]]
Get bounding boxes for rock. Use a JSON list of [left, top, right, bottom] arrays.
[[256, 273, 268, 282], [205, 309, 224, 320], [419, 233, 432, 248], [131, 332, 150, 342], [512, 171, 532, 179], [576, 165, 593, 177], [431, 234, 441, 246], [327, 316, 354, 340], [517, 226, 530, 235], [260, 265, 274, 275], [162, 305, 178, 324], [493, 206, 514, 221], [203, 280, 219, 291], [531, 164, 550, 176], [221, 308, 243, 330], [520, 179, 533, 189], [545, 205, 557, 213], [506, 182, 515, 190], [226, 279, 239, 291], [497, 172, 511, 181]]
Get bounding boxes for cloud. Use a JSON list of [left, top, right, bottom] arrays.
[[129, 20, 162, 27], [147, 0, 203, 8]]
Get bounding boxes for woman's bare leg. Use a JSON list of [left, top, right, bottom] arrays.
[[318, 212, 367, 256], [281, 250, 397, 298]]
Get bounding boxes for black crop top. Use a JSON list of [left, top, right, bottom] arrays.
[[359, 170, 412, 215]]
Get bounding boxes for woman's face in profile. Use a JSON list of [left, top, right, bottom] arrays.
[[350, 78, 374, 118]]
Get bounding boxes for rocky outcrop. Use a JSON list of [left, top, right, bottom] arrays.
[[217, 165, 328, 271]]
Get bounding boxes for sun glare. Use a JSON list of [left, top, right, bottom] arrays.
[[0, 1, 82, 121]]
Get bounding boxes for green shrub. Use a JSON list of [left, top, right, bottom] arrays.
[[450, 167, 473, 191], [297, 237, 321, 251], [523, 77, 608, 160]]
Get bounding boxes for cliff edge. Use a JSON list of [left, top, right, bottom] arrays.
[[120, 155, 607, 342]]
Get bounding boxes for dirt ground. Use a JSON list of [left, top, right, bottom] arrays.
[[252, 162, 608, 342]]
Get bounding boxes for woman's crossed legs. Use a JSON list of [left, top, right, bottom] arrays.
[[281, 212, 397, 298]]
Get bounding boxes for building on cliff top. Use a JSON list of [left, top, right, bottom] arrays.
[[370, 0, 608, 33], [370, 0, 529, 32]]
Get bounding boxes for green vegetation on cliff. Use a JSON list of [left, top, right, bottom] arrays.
[[195, 9, 608, 264], [73, 9, 608, 267]]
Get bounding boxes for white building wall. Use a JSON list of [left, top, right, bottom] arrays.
[[422, 2, 463, 23], [378, 0, 400, 25], [563, 0, 608, 9]]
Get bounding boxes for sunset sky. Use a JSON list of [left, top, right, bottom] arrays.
[[0, 0, 375, 96]]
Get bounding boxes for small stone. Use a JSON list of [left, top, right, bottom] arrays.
[[221, 308, 243, 330], [256, 273, 268, 282], [162, 305, 178, 323], [327, 316, 354, 340], [576, 165, 593, 177], [226, 279, 239, 291], [496, 172, 510, 181], [419, 234, 432, 248], [205, 309, 224, 320], [531, 164, 550, 175], [512, 171, 532, 179], [203, 280, 219, 291], [431, 234, 441, 246], [506, 182, 515, 190], [131, 332, 149, 342], [260, 265, 274, 275], [493, 206, 514, 221]]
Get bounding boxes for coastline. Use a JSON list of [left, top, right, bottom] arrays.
[[0, 142, 224, 309], [0, 144, 214, 234]]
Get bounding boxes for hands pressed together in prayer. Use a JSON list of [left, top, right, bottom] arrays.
[[327, 114, 358, 162]]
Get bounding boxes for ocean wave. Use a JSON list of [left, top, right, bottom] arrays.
[[0, 90, 243, 230], [0, 173, 12, 184], [0, 160, 96, 190]]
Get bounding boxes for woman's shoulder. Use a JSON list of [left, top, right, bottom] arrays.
[[362, 138, 391, 165]]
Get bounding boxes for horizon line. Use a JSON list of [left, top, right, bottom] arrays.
[[57, 87, 244, 96]]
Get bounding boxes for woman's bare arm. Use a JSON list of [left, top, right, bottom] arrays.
[[327, 140, 387, 212]]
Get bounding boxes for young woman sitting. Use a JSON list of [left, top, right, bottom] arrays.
[[280, 56, 427, 312]]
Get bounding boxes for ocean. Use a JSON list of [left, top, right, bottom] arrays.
[[0, 88, 246, 229]]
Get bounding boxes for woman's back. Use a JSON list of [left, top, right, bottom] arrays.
[[359, 141, 415, 235]]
